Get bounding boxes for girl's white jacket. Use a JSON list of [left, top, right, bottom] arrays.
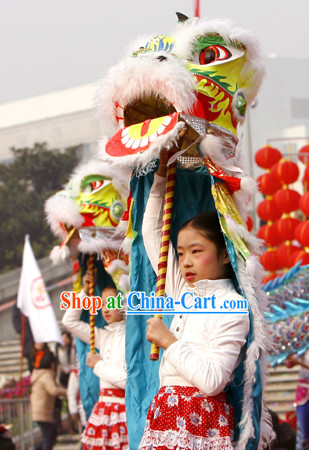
[[142, 174, 250, 396], [62, 304, 126, 390]]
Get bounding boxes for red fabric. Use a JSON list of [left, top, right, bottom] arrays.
[[82, 388, 128, 450], [139, 386, 234, 449], [203, 158, 241, 194], [34, 350, 45, 369]]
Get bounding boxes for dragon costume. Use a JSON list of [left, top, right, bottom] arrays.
[[45, 159, 129, 418], [95, 14, 273, 450]]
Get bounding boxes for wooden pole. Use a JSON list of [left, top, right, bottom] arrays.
[[150, 162, 177, 360], [88, 254, 96, 353]]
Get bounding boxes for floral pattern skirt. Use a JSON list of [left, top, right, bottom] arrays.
[[139, 386, 234, 450], [82, 388, 129, 450]]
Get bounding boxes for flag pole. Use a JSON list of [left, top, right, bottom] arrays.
[[18, 313, 26, 397], [194, 0, 200, 17]]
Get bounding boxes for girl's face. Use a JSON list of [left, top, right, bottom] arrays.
[[177, 226, 229, 287], [62, 333, 71, 347], [101, 287, 124, 324]]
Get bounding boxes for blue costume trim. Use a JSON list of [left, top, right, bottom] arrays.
[[76, 253, 114, 419]]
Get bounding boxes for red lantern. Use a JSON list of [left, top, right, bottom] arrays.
[[257, 224, 282, 247], [289, 249, 302, 267], [246, 216, 253, 232], [276, 243, 302, 269], [271, 160, 299, 185], [295, 221, 309, 247], [303, 165, 309, 189], [274, 188, 301, 213], [256, 173, 281, 196], [255, 145, 282, 169], [298, 144, 309, 165], [257, 199, 282, 222], [295, 221, 305, 243], [260, 249, 279, 271], [299, 192, 309, 217], [293, 250, 309, 266], [276, 217, 301, 241]]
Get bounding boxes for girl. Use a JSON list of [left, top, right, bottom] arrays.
[[30, 352, 67, 450], [62, 271, 128, 450], [139, 150, 250, 449]]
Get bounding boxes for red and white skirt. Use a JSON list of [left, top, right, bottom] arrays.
[[82, 388, 129, 450], [139, 386, 234, 450]]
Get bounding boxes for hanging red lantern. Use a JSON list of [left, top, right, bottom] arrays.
[[302, 166, 309, 194], [292, 250, 309, 266], [295, 221, 309, 247], [295, 221, 305, 243], [257, 198, 282, 222], [274, 188, 301, 213], [256, 173, 281, 196], [260, 249, 279, 271], [271, 160, 300, 185], [257, 224, 282, 247], [276, 217, 301, 241], [289, 249, 302, 267], [298, 144, 309, 165], [299, 192, 309, 216], [255, 145, 282, 169], [276, 243, 302, 269], [246, 216, 253, 232]]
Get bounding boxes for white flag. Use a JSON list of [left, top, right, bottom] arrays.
[[17, 235, 62, 344]]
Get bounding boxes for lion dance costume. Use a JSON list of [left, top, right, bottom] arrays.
[[93, 13, 274, 450]]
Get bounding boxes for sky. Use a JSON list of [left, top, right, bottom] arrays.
[[1, 0, 309, 104]]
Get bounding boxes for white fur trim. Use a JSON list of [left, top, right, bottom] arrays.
[[50, 245, 71, 265], [105, 259, 129, 275], [78, 238, 123, 255], [118, 274, 130, 293], [234, 257, 274, 449], [232, 176, 257, 221], [121, 237, 132, 255], [114, 219, 129, 237], [69, 157, 129, 198], [225, 216, 262, 255], [95, 53, 196, 132], [45, 194, 83, 239]]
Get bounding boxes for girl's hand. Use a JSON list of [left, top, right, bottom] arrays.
[[146, 317, 177, 350], [156, 128, 187, 177], [285, 354, 298, 368], [82, 268, 97, 295], [86, 352, 101, 368]]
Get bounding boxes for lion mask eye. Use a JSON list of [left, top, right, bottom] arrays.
[[199, 45, 232, 65]]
